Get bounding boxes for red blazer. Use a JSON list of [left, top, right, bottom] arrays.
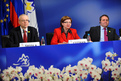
[[51, 27, 80, 45]]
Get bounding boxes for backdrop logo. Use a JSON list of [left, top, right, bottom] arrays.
[[13, 54, 30, 67], [24, 0, 35, 14]]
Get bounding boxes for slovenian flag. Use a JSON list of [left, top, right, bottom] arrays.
[[10, 0, 24, 28], [24, 0, 39, 32]]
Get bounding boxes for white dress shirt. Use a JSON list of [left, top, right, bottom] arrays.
[[20, 26, 28, 39], [100, 26, 107, 41]]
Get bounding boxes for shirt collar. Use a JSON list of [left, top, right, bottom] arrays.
[[61, 27, 71, 33], [20, 26, 28, 33], [100, 26, 107, 30]]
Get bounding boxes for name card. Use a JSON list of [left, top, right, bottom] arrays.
[[19, 42, 40, 47], [68, 39, 88, 44]]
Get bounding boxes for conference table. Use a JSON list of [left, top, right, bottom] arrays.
[[0, 41, 121, 81]]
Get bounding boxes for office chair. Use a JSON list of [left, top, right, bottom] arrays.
[[1, 35, 9, 48], [46, 33, 54, 45]]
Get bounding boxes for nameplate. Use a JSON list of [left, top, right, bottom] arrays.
[[68, 39, 88, 44], [19, 42, 40, 47]]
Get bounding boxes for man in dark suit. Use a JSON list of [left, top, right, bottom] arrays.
[[83, 14, 119, 42], [8, 14, 40, 47]]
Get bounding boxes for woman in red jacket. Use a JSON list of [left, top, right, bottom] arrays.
[[51, 16, 80, 45]]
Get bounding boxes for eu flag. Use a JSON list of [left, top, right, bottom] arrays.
[[0, 0, 24, 47], [0, 0, 10, 35]]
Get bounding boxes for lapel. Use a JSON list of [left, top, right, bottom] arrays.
[[67, 33, 73, 39], [97, 26, 100, 39], [61, 33, 67, 41], [28, 27, 31, 42], [107, 27, 111, 40], [107, 27, 111, 35], [17, 26, 23, 42]]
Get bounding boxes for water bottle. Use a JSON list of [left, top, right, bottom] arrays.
[[120, 37, 121, 40], [41, 36, 45, 46], [87, 34, 91, 42]]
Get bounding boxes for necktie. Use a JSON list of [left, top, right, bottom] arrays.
[[23, 30, 27, 42], [104, 28, 108, 41]]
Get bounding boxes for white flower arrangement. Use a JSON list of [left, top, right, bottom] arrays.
[[101, 51, 121, 81], [0, 51, 121, 81]]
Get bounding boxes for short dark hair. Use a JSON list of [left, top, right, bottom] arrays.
[[99, 14, 109, 21], [60, 16, 72, 27]]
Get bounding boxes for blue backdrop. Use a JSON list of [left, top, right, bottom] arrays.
[[34, 0, 121, 44]]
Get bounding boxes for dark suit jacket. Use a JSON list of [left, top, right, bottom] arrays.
[[8, 26, 40, 47], [83, 26, 119, 42], [119, 28, 121, 36], [51, 27, 80, 45]]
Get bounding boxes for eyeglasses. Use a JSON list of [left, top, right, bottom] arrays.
[[63, 22, 71, 24], [20, 20, 30, 22]]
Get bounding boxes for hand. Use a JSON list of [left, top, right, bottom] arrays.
[[58, 41, 68, 44]]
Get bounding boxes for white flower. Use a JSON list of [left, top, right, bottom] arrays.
[[111, 71, 119, 78], [19, 72, 25, 80], [118, 58, 121, 63], [27, 69, 33, 76], [113, 66, 119, 71], [101, 59, 111, 69], [111, 61, 116, 66], [106, 51, 113, 57], [108, 66, 114, 71], [16, 67, 22, 73], [65, 64, 72, 73], [82, 74, 87, 79], [72, 75, 79, 81], [89, 65, 97, 71], [78, 60, 91, 69], [45, 76, 52, 81], [96, 68, 102, 74], [2, 75, 10, 81], [54, 68, 61, 75], [63, 73, 72, 81], [93, 74, 101, 81], [87, 57, 93, 63], [34, 68, 40, 78], [71, 65, 78, 74]]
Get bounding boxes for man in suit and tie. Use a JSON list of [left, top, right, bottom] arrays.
[[8, 14, 40, 47], [83, 14, 119, 42]]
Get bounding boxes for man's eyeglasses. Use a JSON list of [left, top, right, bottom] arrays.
[[20, 20, 30, 22], [63, 22, 71, 24]]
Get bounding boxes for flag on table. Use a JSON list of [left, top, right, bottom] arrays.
[[24, 0, 39, 32]]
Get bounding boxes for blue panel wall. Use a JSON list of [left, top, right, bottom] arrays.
[[34, 0, 121, 43]]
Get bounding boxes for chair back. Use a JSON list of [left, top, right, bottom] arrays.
[[119, 29, 121, 36], [1, 35, 9, 48], [46, 33, 54, 45]]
